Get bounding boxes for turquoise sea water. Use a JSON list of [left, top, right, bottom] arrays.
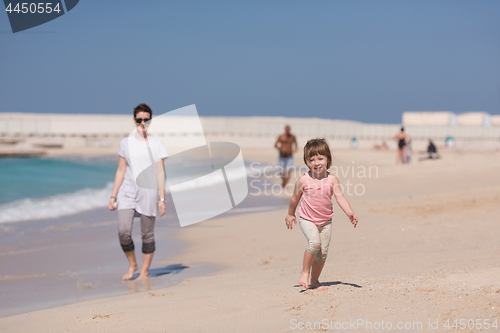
[[0, 158, 117, 204], [0, 157, 118, 223], [0, 156, 289, 224], [0, 157, 117, 205]]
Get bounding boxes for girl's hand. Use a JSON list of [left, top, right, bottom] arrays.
[[158, 200, 166, 217], [349, 214, 358, 228], [108, 198, 117, 211], [285, 214, 297, 229]]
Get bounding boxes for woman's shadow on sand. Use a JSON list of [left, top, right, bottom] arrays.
[[124, 264, 190, 293], [296, 281, 362, 292], [131, 264, 189, 280]]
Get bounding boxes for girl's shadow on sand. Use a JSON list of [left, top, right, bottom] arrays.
[[131, 264, 189, 280], [296, 281, 362, 292]]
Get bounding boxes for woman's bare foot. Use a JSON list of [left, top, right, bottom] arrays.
[[310, 280, 328, 290], [122, 264, 138, 280], [136, 271, 149, 280], [298, 272, 309, 289]]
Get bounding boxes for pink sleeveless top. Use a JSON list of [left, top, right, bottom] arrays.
[[298, 172, 334, 226]]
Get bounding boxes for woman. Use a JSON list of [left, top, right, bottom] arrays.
[[393, 127, 411, 164], [108, 103, 168, 280]]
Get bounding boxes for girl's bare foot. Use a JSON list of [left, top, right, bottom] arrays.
[[136, 271, 149, 280], [122, 264, 138, 280], [310, 280, 328, 290], [298, 272, 309, 289]]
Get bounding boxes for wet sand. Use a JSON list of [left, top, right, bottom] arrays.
[[0, 154, 288, 318]]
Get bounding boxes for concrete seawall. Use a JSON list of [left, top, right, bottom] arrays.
[[1, 113, 499, 157]]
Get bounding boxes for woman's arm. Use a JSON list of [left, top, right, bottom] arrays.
[[285, 176, 305, 229], [157, 158, 166, 217], [331, 175, 358, 228], [108, 156, 127, 210]]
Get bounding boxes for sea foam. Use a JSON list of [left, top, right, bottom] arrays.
[[0, 164, 269, 224], [0, 183, 115, 224]]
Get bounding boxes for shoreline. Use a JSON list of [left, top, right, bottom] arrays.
[[0, 207, 194, 318], [0, 149, 290, 318]]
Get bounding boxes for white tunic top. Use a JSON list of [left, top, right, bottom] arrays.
[[117, 136, 168, 217]]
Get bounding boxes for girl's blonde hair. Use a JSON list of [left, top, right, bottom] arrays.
[[303, 138, 332, 169]]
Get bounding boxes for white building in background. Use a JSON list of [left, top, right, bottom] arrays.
[[456, 112, 491, 127], [403, 111, 497, 127], [400, 111, 500, 150], [402, 111, 457, 127], [492, 115, 500, 126], [1, 111, 499, 152]]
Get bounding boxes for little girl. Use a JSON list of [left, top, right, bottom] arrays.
[[285, 138, 358, 290]]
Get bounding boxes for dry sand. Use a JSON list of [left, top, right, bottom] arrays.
[[1, 147, 499, 332]]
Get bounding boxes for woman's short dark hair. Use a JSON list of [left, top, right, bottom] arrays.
[[134, 103, 152, 118], [303, 138, 332, 169]]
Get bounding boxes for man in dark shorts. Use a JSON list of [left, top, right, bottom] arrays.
[[275, 125, 297, 187]]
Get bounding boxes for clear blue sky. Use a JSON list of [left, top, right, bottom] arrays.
[[1, 0, 499, 123]]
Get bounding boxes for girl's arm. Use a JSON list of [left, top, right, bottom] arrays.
[[157, 158, 166, 217], [285, 176, 305, 229], [331, 175, 358, 228], [108, 157, 127, 210]]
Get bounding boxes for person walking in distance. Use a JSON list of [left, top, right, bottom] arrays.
[[275, 125, 297, 187], [392, 127, 411, 164]]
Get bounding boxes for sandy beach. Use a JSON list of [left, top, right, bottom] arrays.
[[1, 146, 499, 332]]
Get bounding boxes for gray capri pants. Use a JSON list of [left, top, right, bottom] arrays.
[[118, 209, 156, 254]]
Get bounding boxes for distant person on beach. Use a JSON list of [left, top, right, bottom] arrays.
[[392, 127, 411, 164], [405, 134, 412, 164], [285, 138, 358, 290], [275, 125, 297, 187], [108, 103, 168, 280], [372, 140, 389, 150], [427, 139, 440, 159]]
